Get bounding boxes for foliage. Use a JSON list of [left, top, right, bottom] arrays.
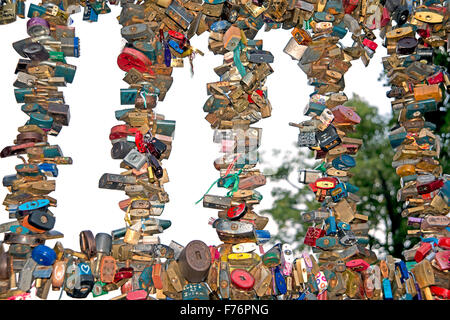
[[261, 95, 419, 258]]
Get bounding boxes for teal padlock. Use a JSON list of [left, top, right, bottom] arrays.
[[28, 112, 53, 129], [313, 12, 335, 23], [203, 95, 229, 113], [155, 119, 176, 137], [54, 63, 76, 83], [14, 88, 32, 103], [133, 41, 156, 62], [120, 88, 138, 105], [27, 3, 46, 18], [389, 131, 407, 149], [43, 145, 63, 158], [304, 102, 327, 116], [332, 25, 347, 39], [182, 283, 209, 300], [21, 103, 43, 115]]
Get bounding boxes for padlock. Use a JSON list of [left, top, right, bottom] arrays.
[[177, 240, 211, 283]]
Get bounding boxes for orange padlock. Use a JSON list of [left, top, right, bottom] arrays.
[[396, 164, 416, 177], [414, 84, 442, 102]]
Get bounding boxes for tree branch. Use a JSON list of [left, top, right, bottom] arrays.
[[284, 177, 301, 190]]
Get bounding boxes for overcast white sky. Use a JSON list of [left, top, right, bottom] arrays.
[[0, 2, 393, 299]]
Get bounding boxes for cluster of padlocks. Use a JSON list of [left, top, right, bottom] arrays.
[[0, 1, 80, 299], [0, 0, 448, 300], [380, 2, 449, 300]]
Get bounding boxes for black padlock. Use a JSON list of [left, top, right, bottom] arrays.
[[22, 42, 49, 61], [98, 173, 137, 190], [316, 124, 341, 152], [148, 153, 163, 179], [392, 5, 409, 26], [150, 137, 167, 158], [111, 140, 135, 159], [27, 210, 55, 231]]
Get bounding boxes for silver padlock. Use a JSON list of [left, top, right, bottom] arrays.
[[123, 149, 147, 170], [283, 37, 308, 60], [18, 258, 37, 291]]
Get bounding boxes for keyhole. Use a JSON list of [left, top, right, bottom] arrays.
[[195, 251, 202, 260]]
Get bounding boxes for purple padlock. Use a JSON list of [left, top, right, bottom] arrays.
[[27, 17, 50, 37], [407, 217, 423, 226]]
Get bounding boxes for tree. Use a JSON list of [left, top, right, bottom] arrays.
[[262, 95, 418, 258]]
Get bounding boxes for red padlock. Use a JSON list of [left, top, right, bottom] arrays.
[[126, 289, 148, 300], [109, 125, 140, 141], [121, 279, 133, 294], [317, 290, 328, 300], [304, 227, 326, 247], [247, 89, 264, 103], [427, 72, 444, 85], [414, 242, 432, 262], [209, 246, 220, 263], [114, 267, 133, 283], [343, 0, 358, 14], [430, 286, 450, 300], [332, 105, 361, 125], [346, 259, 370, 272], [417, 179, 443, 195], [438, 237, 450, 249], [227, 203, 247, 220], [380, 7, 390, 27], [117, 47, 153, 74], [314, 177, 338, 190], [434, 251, 450, 271], [134, 131, 146, 153], [362, 38, 378, 51], [230, 269, 255, 291]]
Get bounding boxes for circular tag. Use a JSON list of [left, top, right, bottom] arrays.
[[230, 269, 255, 290], [227, 203, 246, 220], [117, 47, 153, 74]]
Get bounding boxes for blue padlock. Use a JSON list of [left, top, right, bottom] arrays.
[[168, 39, 184, 54], [337, 221, 351, 231], [31, 245, 56, 266], [78, 262, 92, 275], [395, 261, 409, 282], [332, 155, 356, 170], [331, 182, 347, 202], [18, 199, 50, 211], [274, 266, 287, 295], [382, 278, 393, 300], [256, 230, 271, 244], [10, 225, 30, 234], [38, 163, 58, 177], [33, 266, 53, 279], [325, 216, 337, 236]]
